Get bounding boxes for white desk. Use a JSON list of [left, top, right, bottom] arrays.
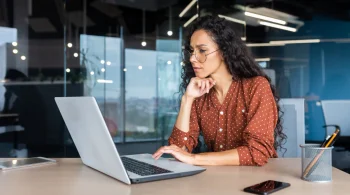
[[0, 158, 349, 195]]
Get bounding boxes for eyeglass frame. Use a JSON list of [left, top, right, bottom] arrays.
[[182, 48, 220, 63]]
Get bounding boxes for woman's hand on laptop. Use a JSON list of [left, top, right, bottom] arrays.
[[152, 145, 196, 165]]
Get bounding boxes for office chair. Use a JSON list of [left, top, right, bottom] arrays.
[[321, 100, 350, 150]]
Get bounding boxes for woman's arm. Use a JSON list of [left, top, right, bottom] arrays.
[[153, 145, 239, 165], [175, 95, 195, 133], [153, 78, 215, 159], [152, 95, 199, 160], [175, 77, 214, 133], [168, 95, 196, 152], [174, 77, 215, 134], [194, 149, 240, 165]]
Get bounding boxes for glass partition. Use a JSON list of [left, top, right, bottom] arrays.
[[63, 0, 189, 155]]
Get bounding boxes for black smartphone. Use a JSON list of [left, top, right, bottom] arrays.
[[243, 180, 290, 195]]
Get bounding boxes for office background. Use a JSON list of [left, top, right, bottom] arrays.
[[0, 0, 349, 173]]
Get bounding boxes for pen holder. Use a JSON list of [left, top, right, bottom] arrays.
[[300, 144, 333, 182]]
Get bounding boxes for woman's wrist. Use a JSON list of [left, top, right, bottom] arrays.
[[182, 94, 195, 104], [191, 153, 198, 165], [189, 153, 197, 165]]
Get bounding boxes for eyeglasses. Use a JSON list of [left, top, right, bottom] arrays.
[[182, 49, 219, 63]]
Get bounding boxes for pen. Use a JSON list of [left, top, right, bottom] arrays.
[[328, 131, 340, 147], [324, 129, 339, 147], [321, 135, 331, 147]]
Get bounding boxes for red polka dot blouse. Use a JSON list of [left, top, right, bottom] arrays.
[[168, 76, 278, 166]]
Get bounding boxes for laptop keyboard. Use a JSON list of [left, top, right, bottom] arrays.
[[121, 157, 172, 176]]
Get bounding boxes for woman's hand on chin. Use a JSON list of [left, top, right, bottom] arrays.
[[185, 77, 215, 99]]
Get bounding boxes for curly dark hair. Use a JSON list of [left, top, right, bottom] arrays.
[[179, 15, 287, 152]]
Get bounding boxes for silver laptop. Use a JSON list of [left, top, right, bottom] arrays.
[[55, 96, 205, 184]]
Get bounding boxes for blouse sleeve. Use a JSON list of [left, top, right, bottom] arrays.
[[236, 77, 278, 166], [168, 100, 200, 153]]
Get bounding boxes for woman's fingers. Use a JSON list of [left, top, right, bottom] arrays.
[[153, 145, 181, 160], [204, 78, 215, 93], [201, 80, 206, 92], [152, 146, 168, 160], [206, 80, 210, 93], [196, 79, 204, 93], [208, 78, 216, 87], [192, 77, 216, 94], [152, 147, 163, 159], [195, 79, 204, 94], [196, 79, 201, 88]]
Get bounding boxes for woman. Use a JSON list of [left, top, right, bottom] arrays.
[[153, 15, 286, 166]]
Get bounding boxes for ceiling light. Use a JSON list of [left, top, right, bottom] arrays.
[[167, 60, 172, 65], [218, 14, 246, 25], [138, 66, 142, 70], [101, 68, 105, 72], [184, 14, 198, 27], [67, 43, 73, 48], [141, 41, 147, 46], [12, 42, 17, 46], [21, 56, 26, 60], [13, 49, 18, 54], [246, 43, 285, 47], [66, 68, 71, 73], [167, 30, 173, 36], [123, 68, 127, 72], [97, 79, 113, 84], [269, 39, 320, 44], [90, 71, 94, 75], [259, 21, 297, 32], [106, 61, 111, 66], [100, 60, 105, 64], [74, 53, 78, 57], [179, 0, 197, 18], [255, 58, 271, 62], [245, 12, 286, 25]]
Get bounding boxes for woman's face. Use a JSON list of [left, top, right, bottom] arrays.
[[189, 29, 222, 78]]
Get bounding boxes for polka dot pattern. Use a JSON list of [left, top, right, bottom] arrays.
[[168, 76, 278, 166]]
